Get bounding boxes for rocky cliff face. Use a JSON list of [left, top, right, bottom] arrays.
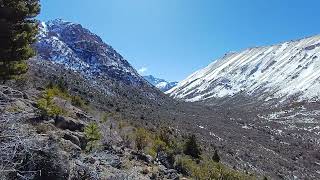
[[168, 35, 320, 104]]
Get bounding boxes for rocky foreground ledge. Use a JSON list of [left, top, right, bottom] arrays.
[[0, 86, 181, 180]]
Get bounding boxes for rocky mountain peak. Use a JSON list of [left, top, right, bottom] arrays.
[[36, 19, 144, 86]]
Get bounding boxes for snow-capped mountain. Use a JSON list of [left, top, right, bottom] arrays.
[[143, 75, 178, 92], [35, 19, 144, 86], [168, 35, 320, 103]]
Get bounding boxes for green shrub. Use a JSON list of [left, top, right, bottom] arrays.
[[183, 134, 201, 159], [153, 138, 168, 152], [47, 78, 68, 94], [118, 120, 124, 130], [45, 85, 70, 100], [101, 113, 109, 123], [147, 138, 168, 158], [71, 95, 85, 108], [147, 147, 157, 158], [158, 126, 172, 145], [84, 122, 102, 152], [175, 155, 253, 180], [175, 155, 195, 176], [37, 93, 65, 117], [135, 128, 149, 151], [37, 86, 89, 117]]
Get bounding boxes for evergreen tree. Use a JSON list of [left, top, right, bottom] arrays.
[[184, 134, 201, 159], [0, 0, 40, 82], [84, 122, 102, 152], [212, 149, 220, 162]]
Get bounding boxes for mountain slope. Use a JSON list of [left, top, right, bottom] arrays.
[[36, 19, 144, 86], [168, 35, 320, 103], [30, 19, 182, 127], [144, 75, 178, 91]]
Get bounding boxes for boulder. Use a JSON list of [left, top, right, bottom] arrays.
[[0, 86, 24, 99], [55, 116, 85, 131], [63, 131, 87, 150], [14, 139, 71, 180], [158, 165, 179, 180], [10, 90, 25, 99], [60, 139, 81, 158], [131, 151, 154, 164], [157, 151, 174, 169], [63, 131, 81, 147], [86, 152, 122, 169]]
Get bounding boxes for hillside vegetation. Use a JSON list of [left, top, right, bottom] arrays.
[[0, 83, 257, 179]]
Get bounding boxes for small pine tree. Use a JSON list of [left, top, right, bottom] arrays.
[[184, 134, 201, 159], [135, 128, 149, 151], [158, 126, 171, 145], [0, 0, 41, 82], [85, 122, 102, 141], [212, 150, 220, 162], [84, 122, 102, 152]]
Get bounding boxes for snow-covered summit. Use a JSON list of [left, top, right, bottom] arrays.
[[168, 35, 320, 102], [143, 75, 178, 92], [36, 19, 143, 86]]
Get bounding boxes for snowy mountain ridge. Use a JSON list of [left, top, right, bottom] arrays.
[[143, 75, 178, 92], [168, 34, 320, 103], [36, 19, 144, 86]]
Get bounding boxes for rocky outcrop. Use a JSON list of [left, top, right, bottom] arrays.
[[55, 116, 85, 131]]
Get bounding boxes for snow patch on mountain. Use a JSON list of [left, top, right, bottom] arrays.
[[144, 75, 178, 92], [168, 35, 320, 102]]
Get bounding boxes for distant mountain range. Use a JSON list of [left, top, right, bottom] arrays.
[[143, 75, 178, 92]]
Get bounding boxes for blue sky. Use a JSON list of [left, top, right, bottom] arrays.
[[39, 0, 320, 81]]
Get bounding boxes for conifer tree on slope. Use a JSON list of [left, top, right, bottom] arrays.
[[184, 134, 202, 159], [0, 0, 40, 82]]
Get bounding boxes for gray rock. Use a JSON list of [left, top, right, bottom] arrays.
[[158, 165, 179, 180], [145, 155, 154, 164], [131, 151, 154, 164], [168, 172, 179, 180], [157, 151, 173, 168], [0, 86, 24, 99], [63, 131, 81, 148], [55, 116, 85, 131], [23, 92, 29, 99], [60, 139, 81, 158], [87, 152, 123, 169], [10, 90, 24, 98], [158, 164, 167, 173], [2, 89, 11, 95]]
